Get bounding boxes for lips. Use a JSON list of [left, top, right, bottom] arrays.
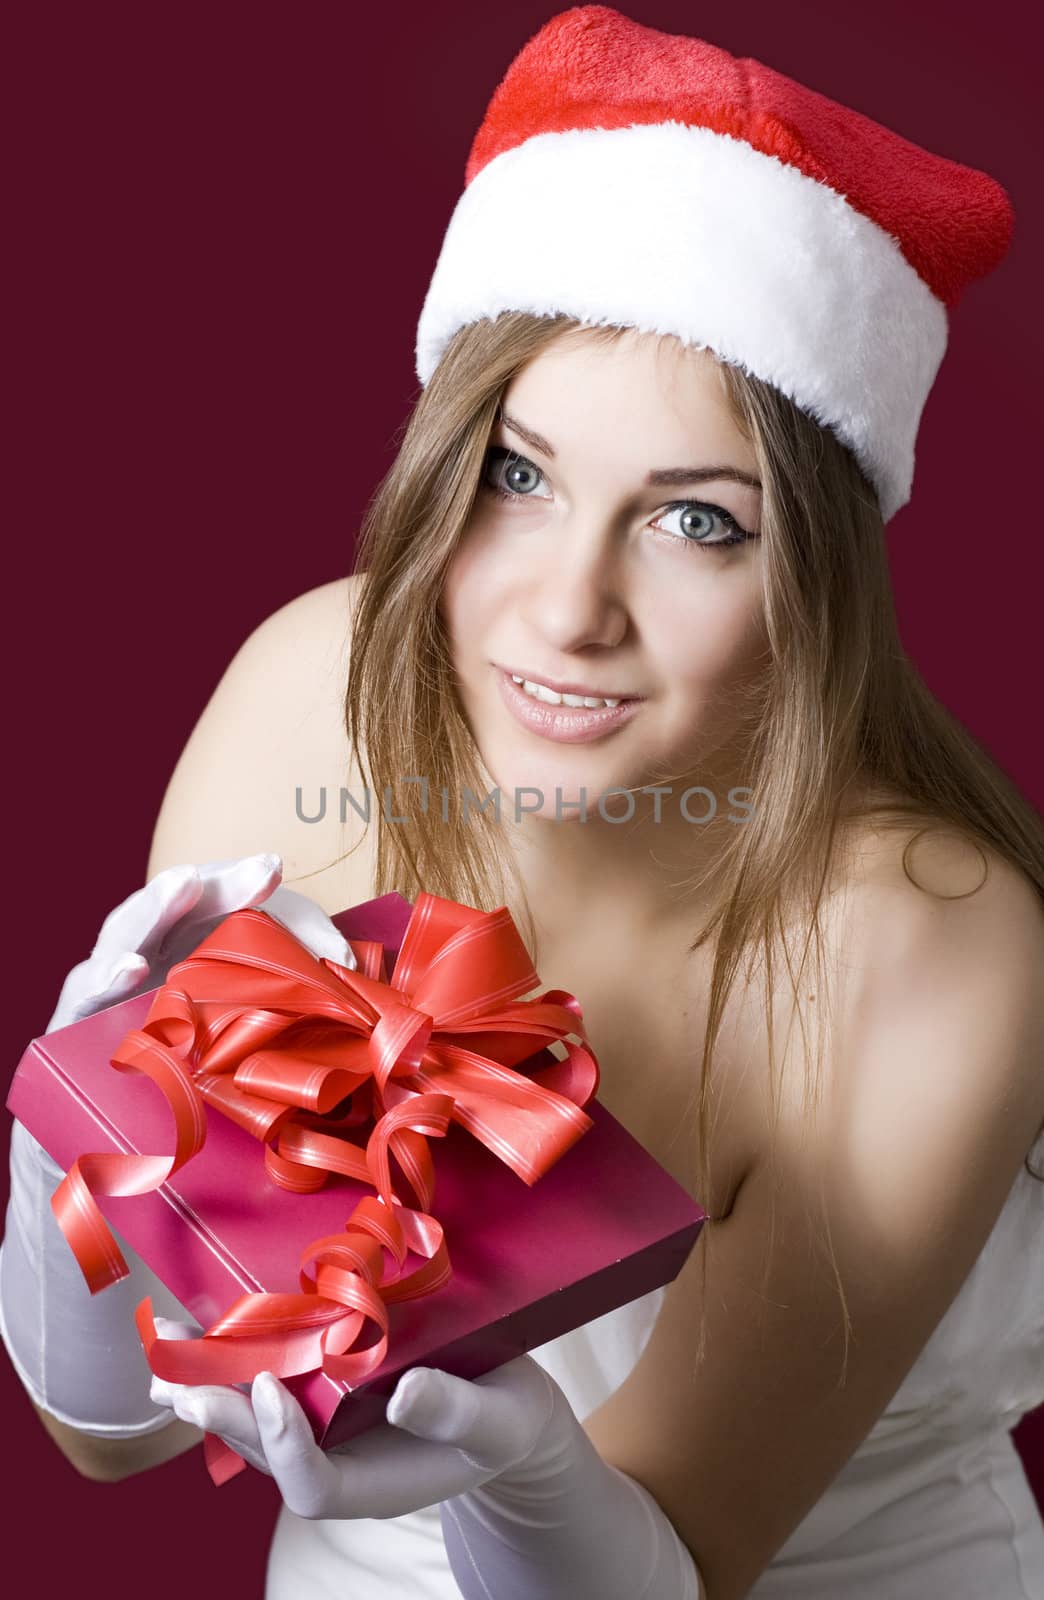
[[495, 664, 642, 701], [496, 667, 644, 744]]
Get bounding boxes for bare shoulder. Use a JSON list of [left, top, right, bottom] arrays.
[[835, 807, 1041, 923], [822, 816, 1044, 1146], [736, 813, 1044, 1179], [582, 815, 1044, 1598], [147, 572, 376, 915]]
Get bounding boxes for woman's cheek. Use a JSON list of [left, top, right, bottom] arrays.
[[437, 542, 480, 646], [661, 606, 769, 732]]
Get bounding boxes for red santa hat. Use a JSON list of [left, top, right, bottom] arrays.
[[414, 5, 1014, 522]]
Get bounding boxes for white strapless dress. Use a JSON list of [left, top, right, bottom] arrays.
[[266, 1129, 1044, 1599]]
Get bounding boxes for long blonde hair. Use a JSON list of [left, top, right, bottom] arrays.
[[335, 310, 1044, 1374]]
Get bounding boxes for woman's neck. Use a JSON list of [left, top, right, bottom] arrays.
[[498, 788, 739, 954]]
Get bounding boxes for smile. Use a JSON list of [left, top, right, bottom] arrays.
[[512, 675, 622, 709], [495, 668, 644, 744]]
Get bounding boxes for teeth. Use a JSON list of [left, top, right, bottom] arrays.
[[511, 674, 621, 710]]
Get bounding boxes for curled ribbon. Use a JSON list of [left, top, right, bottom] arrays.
[[49, 894, 599, 1483]]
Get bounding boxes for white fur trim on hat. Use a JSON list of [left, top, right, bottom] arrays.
[[415, 121, 949, 522]]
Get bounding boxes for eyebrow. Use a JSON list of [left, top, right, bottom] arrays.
[[498, 410, 763, 492]]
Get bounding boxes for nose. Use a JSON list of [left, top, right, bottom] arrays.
[[519, 518, 630, 654]]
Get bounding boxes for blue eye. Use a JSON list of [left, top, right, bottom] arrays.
[[480, 446, 756, 552], [482, 446, 552, 500], [651, 502, 753, 550]]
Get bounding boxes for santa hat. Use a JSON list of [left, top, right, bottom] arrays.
[[414, 5, 1014, 522]]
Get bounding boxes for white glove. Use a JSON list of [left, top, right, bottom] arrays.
[[150, 1326, 703, 1598], [0, 853, 358, 1437], [46, 851, 356, 1031]]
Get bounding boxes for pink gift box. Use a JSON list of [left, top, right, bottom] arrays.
[[6, 893, 706, 1451]]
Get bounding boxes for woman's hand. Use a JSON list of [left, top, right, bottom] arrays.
[[149, 1315, 563, 1518], [149, 1316, 703, 1597], [47, 852, 356, 1032], [0, 855, 359, 1450]]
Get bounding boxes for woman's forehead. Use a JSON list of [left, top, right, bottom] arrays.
[[501, 331, 752, 468]]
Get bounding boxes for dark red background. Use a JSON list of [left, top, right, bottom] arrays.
[[3, 3, 1041, 1594]]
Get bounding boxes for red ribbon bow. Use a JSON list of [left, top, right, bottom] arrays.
[[50, 894, 599, 1482]]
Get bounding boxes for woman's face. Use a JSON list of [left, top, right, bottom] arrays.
[[439, 328, 769, 825]]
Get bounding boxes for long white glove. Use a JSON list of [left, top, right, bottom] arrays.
[[150, 1331, 704, 1598], [0, 854, 358, 1437], [43, 852, 355, 1031]]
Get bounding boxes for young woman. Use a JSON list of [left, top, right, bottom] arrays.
[[3, 8, 1043, 1598]]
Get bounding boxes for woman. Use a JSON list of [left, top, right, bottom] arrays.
[[3, 8, 1043, 1598]]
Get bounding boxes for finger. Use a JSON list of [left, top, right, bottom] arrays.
[[252, 1373, 502, 1519], [147, 1315, 207, 1408], [169, 1385, 271, 1475], [92, 865, 203, 964], [152, 1314, 203, 1340], [147, 1319, 250, 1402], [101, 952, 152, 997], [152, 854, 284, 971], [190, 854, 284, 923], [85, 951, 152, 1014], [50, 952, 151, 1030], [387, 1358, 554, 1473], [260, 885, 357, 968], [252, 1372, 344, 1517]]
